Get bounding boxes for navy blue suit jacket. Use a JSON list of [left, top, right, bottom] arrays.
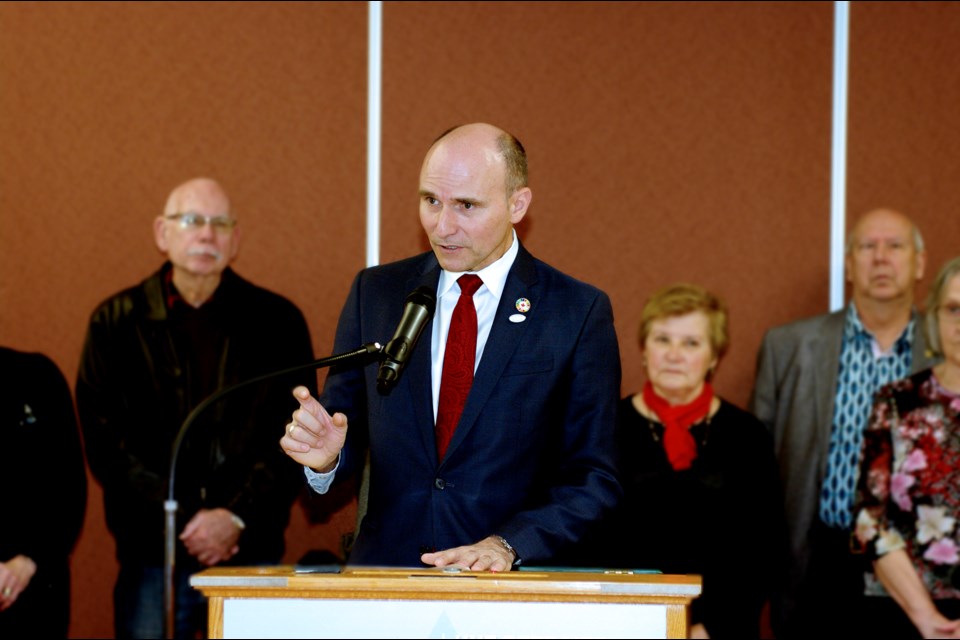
[[322, 243, 622, 567]]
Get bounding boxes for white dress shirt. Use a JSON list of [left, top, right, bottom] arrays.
[[306, 230, 520, 492], [429, 230, 519, 420]]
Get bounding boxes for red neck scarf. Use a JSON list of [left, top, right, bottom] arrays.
[[642, 381, 714, 471]]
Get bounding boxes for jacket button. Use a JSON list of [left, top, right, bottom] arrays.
[[434, 478, 445, 490]]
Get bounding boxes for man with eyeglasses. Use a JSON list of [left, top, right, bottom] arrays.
[[76, 177, 315, 639]]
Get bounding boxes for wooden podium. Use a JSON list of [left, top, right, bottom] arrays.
[[190, 565, 701, 638]]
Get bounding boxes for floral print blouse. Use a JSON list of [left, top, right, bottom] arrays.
[[853, 368, 960, 598]]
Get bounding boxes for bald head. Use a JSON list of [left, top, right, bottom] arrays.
[[845, 207, 926, 307], [846, 208, 923, 256], [418, 123, 533, 273], [164, 177, 231, 218], [428, 123, 527, 197], [154, 177, 240, 293]]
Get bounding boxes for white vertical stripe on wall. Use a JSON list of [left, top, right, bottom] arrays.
[[367, 1, 383, 268], [830, 1, 850, 311]]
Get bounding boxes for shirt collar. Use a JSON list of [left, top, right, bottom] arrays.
[[437, 229, 519, 301], [845, 301, 916, 356], [163, 265, 221, 311], [163, 266, 185, 310]]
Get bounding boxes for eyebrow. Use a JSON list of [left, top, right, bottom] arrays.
[[856, 237, 908, 245], [418, 190, 485, 207]]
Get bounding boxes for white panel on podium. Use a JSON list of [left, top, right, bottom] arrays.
[[224, 598, 664, 638]]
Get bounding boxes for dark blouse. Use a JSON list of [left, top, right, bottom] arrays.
[[578, 396, 786, 637], [1, 347, 86, 637]]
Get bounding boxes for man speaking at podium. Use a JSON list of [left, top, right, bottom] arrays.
[[281, 123, 622, 571]]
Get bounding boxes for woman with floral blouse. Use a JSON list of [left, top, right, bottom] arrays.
[[854, 255, 960, 639]]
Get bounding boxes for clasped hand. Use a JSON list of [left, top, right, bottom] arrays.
[[179, 508, 241, 566], [0, 555, 36, 610]]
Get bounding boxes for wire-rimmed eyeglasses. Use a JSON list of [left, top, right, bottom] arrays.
[[165, 212, 237, 232]]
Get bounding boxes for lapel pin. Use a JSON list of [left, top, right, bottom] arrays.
[[509, 314, 526, 323], [515, 298, 531, 313]]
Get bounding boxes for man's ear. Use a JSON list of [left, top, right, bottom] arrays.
[[153, 216, 169, 252], [915, 250, 927, 281], [509, 187, 532, 225], [228, 225, 242, 261]]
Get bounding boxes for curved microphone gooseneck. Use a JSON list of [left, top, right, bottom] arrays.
[[163, 342, 383, 639], [163, 285, 437, 639]]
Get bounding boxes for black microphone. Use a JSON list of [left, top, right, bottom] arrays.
[[377, 286, 437, 393]]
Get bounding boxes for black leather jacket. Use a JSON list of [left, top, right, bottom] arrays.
[[77, 263, 314, 566]]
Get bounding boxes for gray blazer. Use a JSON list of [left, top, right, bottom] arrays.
[[749, 306, 937, 623]]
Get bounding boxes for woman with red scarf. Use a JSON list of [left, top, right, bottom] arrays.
[[589, 284, 785, 638]]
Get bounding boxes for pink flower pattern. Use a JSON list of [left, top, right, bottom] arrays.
[[890, 473, 916, 511], [924, 538, 960, 565], [853, 370, 960, 599], [902, 449, 928, 473]]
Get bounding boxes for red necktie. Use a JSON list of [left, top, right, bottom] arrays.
[[436, 274, 483, 460]]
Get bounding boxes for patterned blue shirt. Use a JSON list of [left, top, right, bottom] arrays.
[[820, 303, 914, 529]]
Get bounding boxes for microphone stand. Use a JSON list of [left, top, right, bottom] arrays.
[[163, 342, 383, 639]]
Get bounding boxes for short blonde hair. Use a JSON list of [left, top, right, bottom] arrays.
[[639, 283, 729, 361], [924, 256, 960, 357]]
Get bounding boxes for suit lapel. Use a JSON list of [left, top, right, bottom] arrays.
[[813, 310, 845, 444], [442, 245, 540, 462]]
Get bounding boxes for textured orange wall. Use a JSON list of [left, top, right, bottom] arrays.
[[847, 1, 960, 303], [0, 3, 367, 637], [2, 2, 960, 638], [380, 0, 835, 412]]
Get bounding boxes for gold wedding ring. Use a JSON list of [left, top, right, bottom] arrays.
[[2, 587, 11, 597], [288, 423, 296, 435]]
